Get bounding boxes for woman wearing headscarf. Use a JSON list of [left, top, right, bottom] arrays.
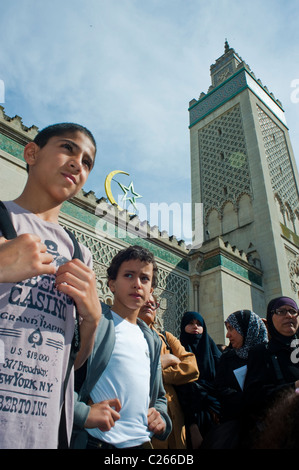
[[216, 310, 268, 420], [243, 296, 299, 446], [203, 310, 268, 449], [177, 311, 221, 448]]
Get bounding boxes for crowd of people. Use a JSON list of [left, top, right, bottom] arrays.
[[0, 121, 298, 449]]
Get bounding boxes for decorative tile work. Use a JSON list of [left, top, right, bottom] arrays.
[[288, 252, 299, 293], [0, 134, 24, 160], [201, 254, 262, 287], [198, 104, 252, 221], [189, 69, 247, 127], [155, 270, 189, 336], [213, 63, 234, 87], [257, 105, 299, 214]]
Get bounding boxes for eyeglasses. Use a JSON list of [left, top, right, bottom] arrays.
[[273, 308, 299, 317], [149, 301, 160, 310]]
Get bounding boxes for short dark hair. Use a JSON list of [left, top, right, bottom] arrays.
[[107, 245, 158, 288], [26, 122, 97, 172], [33, 122, 97, 152]]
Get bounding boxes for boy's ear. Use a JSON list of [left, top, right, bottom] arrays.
[[108, 279, 115, 293], [24, 142, 39, 167]]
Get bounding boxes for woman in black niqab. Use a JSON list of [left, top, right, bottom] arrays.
[[176, 311, 221, 448], [180, 311, 221, 382]]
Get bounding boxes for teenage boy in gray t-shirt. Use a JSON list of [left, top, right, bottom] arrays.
[[0, 123, 101, 448]]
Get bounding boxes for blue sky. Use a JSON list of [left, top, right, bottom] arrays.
[[0, 0, 298, 244]]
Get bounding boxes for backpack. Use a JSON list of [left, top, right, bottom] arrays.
[[0, 201, 82, 448]]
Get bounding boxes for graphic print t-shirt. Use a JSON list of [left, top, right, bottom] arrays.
[[0, 201, 92, 449]]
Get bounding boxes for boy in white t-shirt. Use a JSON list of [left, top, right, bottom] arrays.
[[0, 123, 101, 448], [72, 245, 172, 449]]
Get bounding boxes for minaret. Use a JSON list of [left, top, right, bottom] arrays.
[[189, 41, 299, 312]]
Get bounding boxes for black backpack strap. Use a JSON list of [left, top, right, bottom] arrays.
[[59, 227, 84, 449], [64, 228, 83, 261], [64, 228, 83, 357], [62, 228, 82, 362], [0, 201, 17, 239]]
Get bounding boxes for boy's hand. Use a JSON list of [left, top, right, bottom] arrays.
[[55, 258, 101, 368], [0, 234, 55, 283], [55, 258, 101, 324], [84, 399, 121, 431], [147, 407, 166, 435]]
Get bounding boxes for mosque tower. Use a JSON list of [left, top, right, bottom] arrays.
[[189, 41, 299, 339]]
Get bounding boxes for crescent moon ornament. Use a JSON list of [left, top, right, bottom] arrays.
[[105, 170, 142, 214], [104, 170, 129, 211]]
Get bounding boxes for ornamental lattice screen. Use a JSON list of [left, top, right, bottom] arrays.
[[198, 104, 252, 222]]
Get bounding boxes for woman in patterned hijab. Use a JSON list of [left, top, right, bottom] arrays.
[[206, 310, 268, 449], [225, 310, 268, 359]]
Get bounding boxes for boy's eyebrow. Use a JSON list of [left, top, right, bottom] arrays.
[[58, 138, 80, 150], [58, 138, 95, 165], [123, 269, 138, 275], [123, 268, 152, 276]]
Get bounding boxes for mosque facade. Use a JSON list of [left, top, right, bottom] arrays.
[[1, 43, 298, 343], [189, 42, 299, 341]]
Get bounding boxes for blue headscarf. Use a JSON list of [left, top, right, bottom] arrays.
[[180, 311, 221, 383], [225, 310, 268, 359]]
